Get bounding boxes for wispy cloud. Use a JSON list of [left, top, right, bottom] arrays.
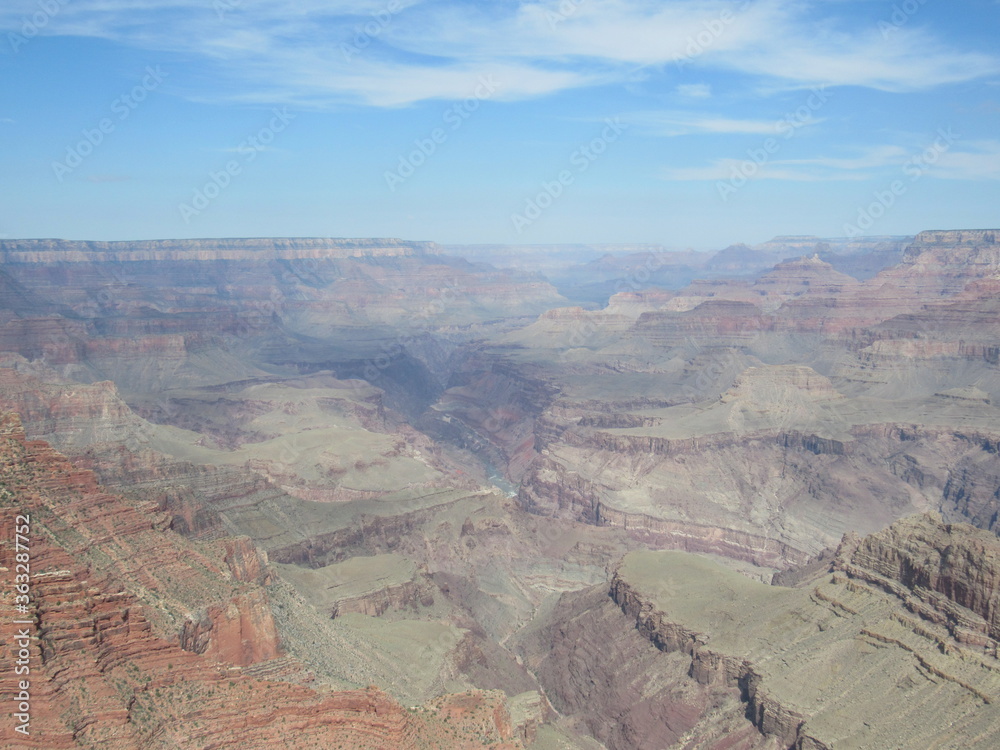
[[0, 0, 996, 107], [661, 158, 867, 182], [774, 145, 910, 171], [626, 110, 804, 136], [715, 25, 998, 93], [661, 145, 912, 182], [928, 141, 1000, 180], [676, 83, 712, 99]]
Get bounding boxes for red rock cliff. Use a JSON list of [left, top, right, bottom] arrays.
[[0, 413, 518, 748]]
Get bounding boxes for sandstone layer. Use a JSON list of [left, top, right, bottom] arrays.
[[521, 514, 1000, 749], [0, 413, 524, 748], [605, 514, 1000, 749], [0, 229, 998, 749], [423, 231, 1000, 573]]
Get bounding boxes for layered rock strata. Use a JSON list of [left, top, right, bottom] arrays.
[[601, 515, 1000, 748], [0, 413, 522, 748]]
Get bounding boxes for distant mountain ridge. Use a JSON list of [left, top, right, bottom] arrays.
[[0, 237, 442, 262]]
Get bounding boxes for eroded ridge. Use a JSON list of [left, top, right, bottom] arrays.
[[0, 413, 523, 749], [610, 514, 1000, 749]]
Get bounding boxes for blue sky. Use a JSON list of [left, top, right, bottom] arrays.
[[1, 0, 998, 248]]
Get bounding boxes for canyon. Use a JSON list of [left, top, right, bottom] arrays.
[[0, 230, 998, 748], [523, 512, 1000, 750]]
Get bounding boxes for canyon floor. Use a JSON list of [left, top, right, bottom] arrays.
[[1, 231, 999, 749]]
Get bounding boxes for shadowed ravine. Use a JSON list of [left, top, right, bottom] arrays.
[[1, 232, 999, 748]]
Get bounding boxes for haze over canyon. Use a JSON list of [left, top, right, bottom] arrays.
[[0, 229, 999, 748]]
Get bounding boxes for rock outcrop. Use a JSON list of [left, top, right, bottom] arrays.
[[518, 416, 995, 566], [0, 236, 439, 261], [520, 514, 1000, 749], [0, 412, 523, 749], [2, 228, 999, 749], [0, 412, 281, 656], [483, 230, 1000, 578], [517, 585, 771, 750], [837, 513, 1000, 644], [595, 515, 1000, 748]]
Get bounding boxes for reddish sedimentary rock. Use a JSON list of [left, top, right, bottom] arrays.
[[0, 236, 437, 262], [422, 359, 558, 483], [0, 411, 281, 663], [0, 412, 521, 749], [523, 515, 1000, 750], [518, 418, 1000, 567], [837, 513, 1000, 645], [518, 585, 771, 750], [586, 514, 1000, 749], [179, 590, 281, 666], [330, 578, 433, 618], [494, 230, 1000, 577]]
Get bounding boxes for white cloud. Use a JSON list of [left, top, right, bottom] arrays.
[[0, 0, 996, 107], [661, 158, 868, 182], [929, 141, 1000, 180], [776, 145, 910, 171], [661, 145, 912, 182], [627, 110, 785, 136], [676, 83, 711, 98], [85, 174, 132, 183], [715, 26, 998, 93]]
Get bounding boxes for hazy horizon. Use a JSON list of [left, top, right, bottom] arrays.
[[2, 1, 998, 246]]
